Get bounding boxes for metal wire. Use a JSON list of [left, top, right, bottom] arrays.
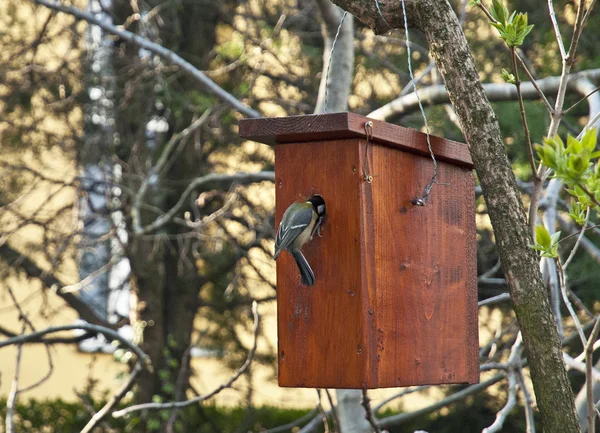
[[324, 10, 348, 113], [363, 121, 374, 183], [398, 0, 440, 206], [374, 0, 394, 30]]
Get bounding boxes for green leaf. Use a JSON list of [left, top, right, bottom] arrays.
[[468, 0, 481, 6], [567, 135, 582, 154], [501, 68, 516, 84], [550, 231, 561, 245], [581, 128, 597, 151], [491, 0, 508, 25], [535, 225, 552, 249]]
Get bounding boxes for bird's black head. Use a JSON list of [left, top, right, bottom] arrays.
[[308, 195, 326, 218]]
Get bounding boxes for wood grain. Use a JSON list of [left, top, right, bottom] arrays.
[[239, 112, 473, 168], [365, 141, 478, 387], [261, 115, 478, 388], [275, 139, 367, 388]]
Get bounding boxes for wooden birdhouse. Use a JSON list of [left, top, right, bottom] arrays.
[[239, 112, 479, 389]]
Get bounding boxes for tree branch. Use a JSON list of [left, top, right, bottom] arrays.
[[29, 0, 260, 118], [369, 68, 600, 121], [112, 301, 259, 417], [135, 171, 274, 235], [0, 243, 113, 328], [0, 323, 152, 371]]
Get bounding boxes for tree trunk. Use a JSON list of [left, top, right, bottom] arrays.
[[111, 0, 220, 426], [329, 0, 580, 432]]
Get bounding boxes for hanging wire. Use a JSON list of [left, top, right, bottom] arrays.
[[398, 0, 440, 206], [374, 0, 440, 205], [374, 0, 394, 30], [324, 10, 348, 113], [363, 121, 374, 183]]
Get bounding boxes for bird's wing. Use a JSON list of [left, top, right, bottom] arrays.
[[274, 204, 313, 257]]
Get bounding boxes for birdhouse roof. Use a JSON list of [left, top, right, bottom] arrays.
[[239, 112, 473, 168]]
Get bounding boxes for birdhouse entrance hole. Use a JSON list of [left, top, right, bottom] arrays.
[[240, 112, 479, 389]]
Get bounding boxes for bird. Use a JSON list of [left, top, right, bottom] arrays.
[[274, 195, 326, 286]]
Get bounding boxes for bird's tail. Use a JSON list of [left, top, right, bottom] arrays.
[[291, 250, 315, 286]]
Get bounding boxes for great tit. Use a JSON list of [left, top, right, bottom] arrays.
[[274, 195, 326, 286]]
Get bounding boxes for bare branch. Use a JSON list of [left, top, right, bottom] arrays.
[[112, 301, 259, 417], [368, 69, 600, 121], [0, 323, 152, 371], [5, 324, 25, 433], [564, 208, 590, 270], [263, 409, 319, 433], [29, 0, 260, 118], [483, 373, 518, 433], [135, 171, 274, 234], [377, 374, 506, 429], [586, 318, 600, 433], [557, 258, 587, 346], [547, 0, 567, 59], [80, 362, 143, 433], [361, 389, 381, 433], [483, 334, 523, 433], [478, 293, 511, 308], [132, 110, 212, 233], [0, 243, 113, 327]]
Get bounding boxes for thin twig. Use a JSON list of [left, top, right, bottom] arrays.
[[0, 323, 152, 371], [373, 386, 429, 413], [515, 55, 553, 113], [510, 47, 538, 180], [377, 374, 507, 429], [478, 293, 511, 308], [587, 317, 600, 433], [547, 0, 566, 59], [80, 362, 143, 433], [557, 258, 587, 346], [262, 409, 319, 433], [516, 370, 537, 433], [6, 287, 54, 392], [315, 390, 330, 433], [565, 85, 600, 113], [361, 389, 381, 433], [5, 324, 26, 433], [482, 335, 523, 433], [132, 110, 211, 233], [477, 2, 553, 112], [29, 0, 260, 118], [134, 171, 274, 234], [563, 207, 590, 270], [112, 301, 260, 417], [324, 390, 340, 433]]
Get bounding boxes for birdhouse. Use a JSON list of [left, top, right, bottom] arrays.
[[239, 112, 478, 389]]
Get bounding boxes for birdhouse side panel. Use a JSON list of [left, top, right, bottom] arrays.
[[367, 144, 478, 387], [275, 139, 369, 388]]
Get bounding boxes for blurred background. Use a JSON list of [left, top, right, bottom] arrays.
[[1, 0, 599, 431]]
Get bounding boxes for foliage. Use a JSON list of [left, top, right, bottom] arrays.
[[489, 0, 534, 47], [0, 398, 310, 433], [530, 225, 561, 258]]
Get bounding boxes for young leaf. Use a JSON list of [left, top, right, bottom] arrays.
[[535, 225, 552, 249]]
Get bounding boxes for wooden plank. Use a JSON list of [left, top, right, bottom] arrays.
[[275, 139, 368, 388], [367, 143, 479, 386], [239, 112, 473, 168]]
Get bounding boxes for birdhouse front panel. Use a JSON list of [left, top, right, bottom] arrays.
[[275, 139, 369, 388], [239, 112, 479, 389]]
